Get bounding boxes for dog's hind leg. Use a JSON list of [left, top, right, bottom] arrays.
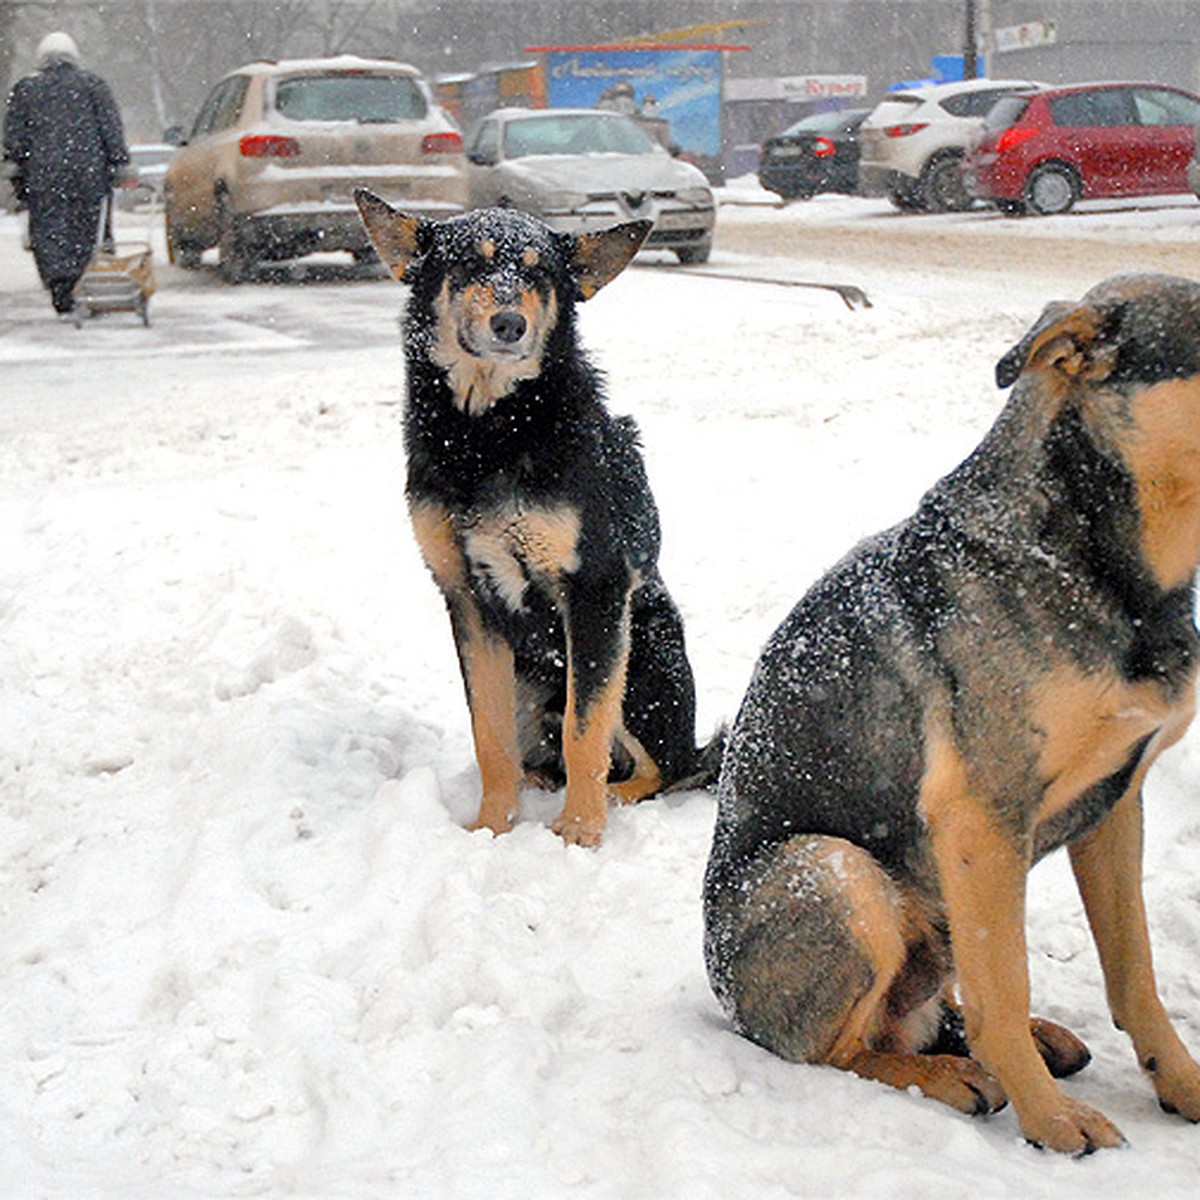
[[608, 724, 661, 804], [621, 571, 705, 789], [931, 1003, 1092, 1079], [705, 834, 1007, 1115]]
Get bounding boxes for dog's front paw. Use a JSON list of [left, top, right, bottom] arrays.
[[551, 810, 605, 847], [1021, 1097, 1126, 1155], [466, 800, 515, 836], [1150, 1053, 1200, 1121]]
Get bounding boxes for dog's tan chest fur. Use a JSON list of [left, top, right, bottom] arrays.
[[409, 500, 582, 609], [1029, 664, 1195, 834], [462, 505, 582, 610]]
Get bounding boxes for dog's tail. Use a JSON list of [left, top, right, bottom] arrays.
[[662, 724, 727, 795]]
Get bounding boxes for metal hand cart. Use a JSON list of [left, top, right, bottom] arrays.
[[72, 195, 157, 327]]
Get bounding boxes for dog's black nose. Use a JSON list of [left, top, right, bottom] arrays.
[[490, 311, 527, 344]]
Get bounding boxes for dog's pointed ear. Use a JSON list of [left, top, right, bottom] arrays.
[[570, 219, 652, 300], [995, 302, 1118, 389], [355, 188, 428, 283]]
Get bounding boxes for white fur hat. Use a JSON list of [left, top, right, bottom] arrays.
[[37, 31, 80, 66]]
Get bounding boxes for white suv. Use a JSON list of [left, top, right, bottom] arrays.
[[858, 78, 1043, 212]]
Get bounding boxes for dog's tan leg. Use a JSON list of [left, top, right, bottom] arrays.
[[455, 606, 522, 836], [1070, 785, 1200, 1121], [410, 502, 523, 835], [922, 734, 1125, 1153], [609, 725, 662, 805], [553, 660, 627, 846], [841, 1050, 1007, 1114]]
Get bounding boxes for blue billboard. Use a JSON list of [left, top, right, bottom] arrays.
[[543, 48, 723, 161]]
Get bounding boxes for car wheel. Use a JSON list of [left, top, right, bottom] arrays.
[[676, 242, 711, 265], [1023, 163, 1080, 216], [921, 155, 972, 213], [886, 180, 925, 212], [215, 193, 252, 283], [165, 203, 202, 269]]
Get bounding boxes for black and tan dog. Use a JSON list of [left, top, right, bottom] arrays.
[[704, 274, 1200, 1153], [356, 191, 719, 846]]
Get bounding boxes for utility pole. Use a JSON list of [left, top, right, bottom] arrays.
[[964, 0, 978, 79]]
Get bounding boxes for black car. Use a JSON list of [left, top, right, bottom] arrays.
[[757, 106, 871, 201]]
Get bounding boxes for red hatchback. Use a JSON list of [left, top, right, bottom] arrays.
[[965, 81, 1200, 214]]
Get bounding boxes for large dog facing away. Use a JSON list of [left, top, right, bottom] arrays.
[[356, 191, 720, 847], [704, 274, 1200, 1153]]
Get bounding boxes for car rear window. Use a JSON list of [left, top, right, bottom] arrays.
[[504, 115, 657, 158], [782, 109, 861, 137], [983, 96, 1031, 131], [273, 72, 427, 122], [941, 89, 1021, 118], [866, 95, 921, 123]]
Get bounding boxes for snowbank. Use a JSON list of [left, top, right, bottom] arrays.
[[2, 191, 1200, 1197]]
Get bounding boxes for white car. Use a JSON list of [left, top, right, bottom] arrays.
[[465, 108, 715, 264], [858, 78, 1043, 212], [115, 143, 176, 210]]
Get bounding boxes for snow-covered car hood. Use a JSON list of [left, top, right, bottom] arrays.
[[504, 152, 708, 195]]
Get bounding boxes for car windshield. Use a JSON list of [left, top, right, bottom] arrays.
[[273, 72, 427, 122], [503, 114, 658, 159]]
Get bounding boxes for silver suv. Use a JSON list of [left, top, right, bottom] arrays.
[[858, 78, 1043, 212], [163, 56, 467, 280]]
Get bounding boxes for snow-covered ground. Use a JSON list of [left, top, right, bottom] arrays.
[[3, 185, 1200, 1198]]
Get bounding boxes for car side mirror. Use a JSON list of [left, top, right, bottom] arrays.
[[468, 150, 495, 167], [163, 124, 184, 146]]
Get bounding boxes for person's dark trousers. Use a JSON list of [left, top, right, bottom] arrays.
[[49, 278, 75, 313]]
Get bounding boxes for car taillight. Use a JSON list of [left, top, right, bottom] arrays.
[[239, 135, 301, 158], [421, 132, 463, 155], [812, 137, 836, 158], [993, 126, 1039, 154], [884, 123, 929, 138]]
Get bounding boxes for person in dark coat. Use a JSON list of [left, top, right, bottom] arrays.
[[3, 32, 129, 315]]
